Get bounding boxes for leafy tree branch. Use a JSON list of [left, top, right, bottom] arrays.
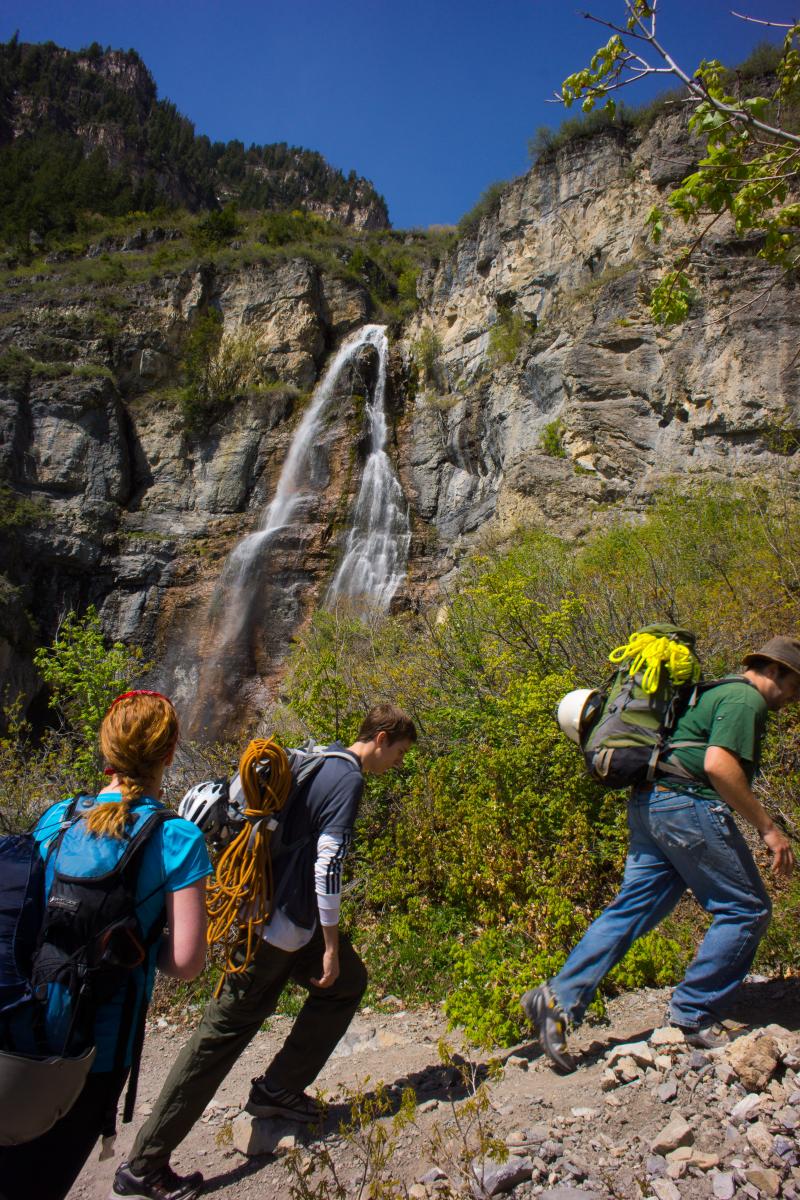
[[559, 1, 800, 323]]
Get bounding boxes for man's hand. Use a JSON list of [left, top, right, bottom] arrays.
[[762, 826, 795, 877], [705, 746, 796, 876], [311, 924, 340, 988]]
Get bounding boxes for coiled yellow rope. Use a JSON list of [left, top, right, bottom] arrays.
[[609, 631, 701, 695], [205, 738, 292, 996]]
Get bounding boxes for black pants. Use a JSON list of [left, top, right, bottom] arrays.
[[129, 928, 368, 1173], [0, 1067, 127, 1200]]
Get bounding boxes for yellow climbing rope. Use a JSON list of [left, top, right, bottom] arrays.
[[608, 631, 701, 695], [205, 738, 292, 996]]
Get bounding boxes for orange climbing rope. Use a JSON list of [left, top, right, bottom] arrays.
[[205, 738, 292, 996]]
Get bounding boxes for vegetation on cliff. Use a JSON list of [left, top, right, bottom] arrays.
[[0, 36, 388, 251], [7, 483, 798, 1043]]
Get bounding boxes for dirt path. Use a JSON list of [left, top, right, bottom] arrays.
[[70, 979, 800, 1199]]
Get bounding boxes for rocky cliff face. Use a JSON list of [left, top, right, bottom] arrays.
[[2, 105, 797, 731], [398, 112, 799, 587]]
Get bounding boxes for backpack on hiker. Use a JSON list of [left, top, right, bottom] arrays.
[[179, 736, 359, 993], [178, 737, 356, 852], [0, 797, 176, 1146], [556, 624, 707, 789]]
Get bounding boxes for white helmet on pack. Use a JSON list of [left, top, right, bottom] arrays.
[[556, 688, 601, 745], [178, 779, 229, 839]]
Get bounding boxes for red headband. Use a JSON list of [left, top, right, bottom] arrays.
[[108, 689, 176, 713]]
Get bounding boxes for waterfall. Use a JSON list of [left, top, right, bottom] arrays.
[[327, 326, 410, 610], [178, 323, 409, 734]]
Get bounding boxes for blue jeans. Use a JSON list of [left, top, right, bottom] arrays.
[[550, 785, 771, 1029]]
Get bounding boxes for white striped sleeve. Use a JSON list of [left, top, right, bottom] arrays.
[[315, 831, 351, 926]]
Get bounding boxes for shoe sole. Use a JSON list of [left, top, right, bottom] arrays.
[[245, 1099, 319, 1123], [109, 1170, 203, 1200], [521, 987, 576, 1074], [109, 1190, 200, 1200]]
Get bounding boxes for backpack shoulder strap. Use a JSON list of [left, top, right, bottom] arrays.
[[111, 808, 179, 1128]]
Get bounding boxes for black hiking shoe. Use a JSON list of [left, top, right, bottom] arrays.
[[110, 1161, 203, 1200], [670, 1019, 732, 1050], [521, 983, 575, 1073], [245, 1078, 323, 1122]]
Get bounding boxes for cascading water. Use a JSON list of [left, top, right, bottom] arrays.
[[176, 323, 409, 735], [214, 324, 393, 644], [327, 326, 410, 610]]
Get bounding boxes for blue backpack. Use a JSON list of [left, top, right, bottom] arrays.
[[0, 797, 176, 1132]]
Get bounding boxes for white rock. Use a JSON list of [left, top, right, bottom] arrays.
[[650, 1027, 686, 1047], [746, 1119, 775, 1163], [711, 1170, 735, 1199], [607, 1041, 655, 1068], [613, 1055, 641, 1082], [470, 1155, 533, 1197], [232, 1113, 300, 1157], [650, 1179, 681, 1200], [730, 1093, 762, 1122], [651, 1115, 693, 1155], [690, 1150, 720, 1170]]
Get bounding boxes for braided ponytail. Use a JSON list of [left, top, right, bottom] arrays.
[[87, 692, 179, 839]]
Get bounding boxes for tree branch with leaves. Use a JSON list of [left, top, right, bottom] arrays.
[[559, 1, 800, 323]]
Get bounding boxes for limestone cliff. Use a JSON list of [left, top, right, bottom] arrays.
[[1, 103, 797, 730], [398, 111, 799, 587]]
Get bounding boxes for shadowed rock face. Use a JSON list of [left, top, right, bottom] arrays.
[[2, 105, 798, 735]]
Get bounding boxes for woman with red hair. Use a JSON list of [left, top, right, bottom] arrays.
[[0, 691, 211, 1200]]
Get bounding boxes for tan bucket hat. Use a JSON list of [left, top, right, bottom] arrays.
[[742, 636, 800, 678]]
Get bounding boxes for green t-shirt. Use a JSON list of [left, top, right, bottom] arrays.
[[667, 678, 768, 801]]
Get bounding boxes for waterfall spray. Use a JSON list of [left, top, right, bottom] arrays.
[[176, 323, 409, 734], [327, 326, 410, 609]]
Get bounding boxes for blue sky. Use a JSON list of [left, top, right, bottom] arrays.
[[2, 1, 796, 228]]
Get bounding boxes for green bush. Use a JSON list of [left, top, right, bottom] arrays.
[[539, 418, 566, 457], [488, 309, 530, 365], [411, 328, 442, 384], [191, 203, 241, 249], [178, 309, 262, 432], [457, 182, 507, 239], [33, 606, 147, 784], [529, 105, 636, 162], [281, 484, 800, 1043], [259, 209, 327, 246], [0, 483, 47, 530]]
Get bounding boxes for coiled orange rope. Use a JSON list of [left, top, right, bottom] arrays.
[[205, 738, 292, 996]]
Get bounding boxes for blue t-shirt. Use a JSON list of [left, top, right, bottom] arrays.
[[33, 793, 211, 1072]]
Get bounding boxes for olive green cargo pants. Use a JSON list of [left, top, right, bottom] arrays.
[[129, 929, 367, 1172]]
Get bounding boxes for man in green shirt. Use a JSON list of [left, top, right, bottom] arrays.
[[523, 636, 799, 1071]]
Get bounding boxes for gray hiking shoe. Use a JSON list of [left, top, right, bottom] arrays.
[[521, 983, 575, 1073], [670, 1019, 732, 1050]]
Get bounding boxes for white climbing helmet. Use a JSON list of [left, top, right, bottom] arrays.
[[556, 688, 601, 745], [178, 779, 230, 839]]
